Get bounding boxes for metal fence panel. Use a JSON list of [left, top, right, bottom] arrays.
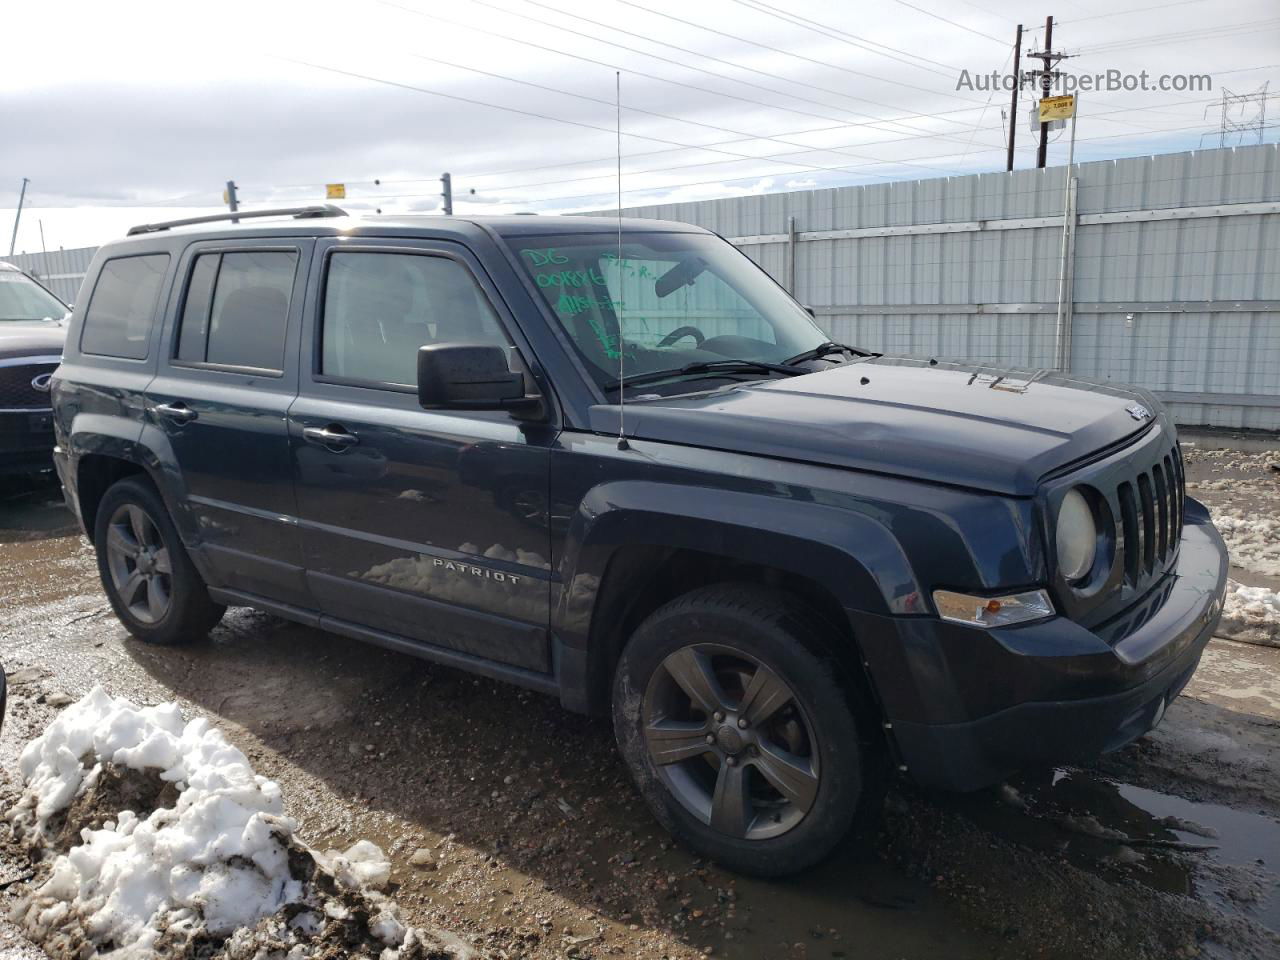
[[1, 245, 96, 305], [590, 144, 1280, 430]]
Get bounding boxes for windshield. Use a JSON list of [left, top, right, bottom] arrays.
[[0, 270, 68, 322], [508, 232, 829, 393]]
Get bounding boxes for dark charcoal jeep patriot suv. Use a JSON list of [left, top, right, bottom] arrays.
[[51, 206, 1228, 876]]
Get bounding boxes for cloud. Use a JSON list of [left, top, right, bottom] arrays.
[[3, 0, 1276, 250]]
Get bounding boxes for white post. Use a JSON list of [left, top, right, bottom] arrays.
[[1054, 96, 1079, 371]]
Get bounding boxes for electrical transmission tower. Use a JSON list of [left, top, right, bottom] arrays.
[[1208, 83, 1270, 146]]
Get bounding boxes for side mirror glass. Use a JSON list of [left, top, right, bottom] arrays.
[[417, 343, 540, 413]]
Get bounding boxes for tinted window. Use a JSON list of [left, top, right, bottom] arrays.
[[321, 252, 506, 387], [507, 233, 827, 391], [80, 255, 170, 359], [175, 251, 298, 372], [175, 254, 218, 362]]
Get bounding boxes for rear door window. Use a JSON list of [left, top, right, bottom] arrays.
[[174, 250, 298, 373], [80, 254, 170, 359]]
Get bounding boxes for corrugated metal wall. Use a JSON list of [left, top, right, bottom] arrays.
[[1, 246, 96, 305], [594, 144, 1280, 431]]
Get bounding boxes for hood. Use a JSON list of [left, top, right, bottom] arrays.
[[0, 321, 67, 363], [590, 357, 1163, 496]]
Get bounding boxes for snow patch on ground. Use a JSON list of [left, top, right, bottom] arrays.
[[6, 688, 467, 959], [1218, 580, 1280, 647], [1211, 509, 1280, 579]]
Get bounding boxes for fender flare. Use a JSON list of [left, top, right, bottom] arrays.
[[551, 479, 922, 711], [67, 414, 207, 569]]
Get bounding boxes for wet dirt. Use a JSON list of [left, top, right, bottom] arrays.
[[2, 444, 1280, 959]]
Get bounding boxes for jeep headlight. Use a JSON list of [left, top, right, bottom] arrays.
[[933, 589, 1054, 627], [1056, 487, 1097, 582]]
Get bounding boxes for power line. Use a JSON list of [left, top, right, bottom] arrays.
[[155, 108, 1261, 217], [887, 0, 1008, 46], [603, 0, 969, 92], [262, 96, 1029, 194], [452, 79, 1277, 185], [506, 119, 1243, 208], [246, 93, 1240, 205], [266, 99, 1234, 208], [960, 46, 1014, 166], [277, 56, 982, 185], [377, 0, 974, 138], [1075, 18, 1280, 56], [406, 52, 965, 176], [725, 0, 962, 73], [1058, 0, 1210, 25], [502, 0, 988, 127]]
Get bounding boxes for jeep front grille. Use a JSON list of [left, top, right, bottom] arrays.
[[1116, 445, 1183, 586], [0, 361, 57, 410]]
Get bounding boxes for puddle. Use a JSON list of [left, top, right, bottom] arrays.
[[0, 475, 77, 544], [941, 767, 1280, 931]]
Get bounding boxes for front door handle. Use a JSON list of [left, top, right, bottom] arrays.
[[154, 401, 198, 423], [303, 424, 360, 451]]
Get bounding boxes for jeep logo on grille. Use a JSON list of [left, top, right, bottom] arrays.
[[1126, 403, 1152, 421], [30, 372, 54, 393]]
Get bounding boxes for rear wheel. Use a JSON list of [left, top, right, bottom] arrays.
[[613, 584, 869, 876], [93, 477, 224, 645]]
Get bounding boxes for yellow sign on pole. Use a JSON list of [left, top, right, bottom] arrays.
[[326, 183, 346, 200], [1039, 95, 1076, 123]]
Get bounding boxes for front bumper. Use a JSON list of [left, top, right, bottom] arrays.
[[0, 408, 56, 474], [856, 499, 1227, 792]]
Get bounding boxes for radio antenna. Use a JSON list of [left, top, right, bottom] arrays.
[[615, 70, 629, 451]]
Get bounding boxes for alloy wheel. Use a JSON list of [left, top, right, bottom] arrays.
[[642, 643, 820, 841], [104, 503, 172, 625]]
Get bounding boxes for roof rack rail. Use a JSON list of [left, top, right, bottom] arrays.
[[126, 204, 348, 237]]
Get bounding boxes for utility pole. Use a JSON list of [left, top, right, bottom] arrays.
[[1036, 16, 1054, 169], [225, 180, 239, 223], [39, 219, 49, 282], [1006, 23, 1023, 172], [441, 172, 453, 215], [9, 177, 30, 256], [1213, 83, 1271, 146]]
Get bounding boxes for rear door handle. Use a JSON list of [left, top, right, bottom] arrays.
[[303, 424, 360, 450], [154, 401, 198, 423]]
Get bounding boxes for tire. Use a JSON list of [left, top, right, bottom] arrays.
[[613, 584, 870, 876], [93, 476, 225, 645]]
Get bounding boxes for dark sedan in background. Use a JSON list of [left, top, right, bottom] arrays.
[[0, 262, 68, 474]]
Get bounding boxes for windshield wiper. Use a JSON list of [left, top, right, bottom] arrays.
[[604, 358, 804, 391], [784, 340, 878, 365]]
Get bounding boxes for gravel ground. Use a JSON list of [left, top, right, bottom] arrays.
[[2, 434, 1279, 960]]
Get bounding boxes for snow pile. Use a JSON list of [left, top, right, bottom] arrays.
[[1211, 509, 1280, 579], [6, 688, 468, 960], [1218, 580, 1280, 648]]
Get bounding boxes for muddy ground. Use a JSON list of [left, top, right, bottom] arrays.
[[2, 433, 1280, 960]]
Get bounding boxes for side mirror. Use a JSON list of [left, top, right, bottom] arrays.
[[417, 343, 541, 413]]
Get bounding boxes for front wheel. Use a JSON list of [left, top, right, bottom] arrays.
[[93, 476, 225, 645], [613, 585, 869, 876]]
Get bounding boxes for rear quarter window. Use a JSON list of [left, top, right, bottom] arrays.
[[80, 254, 170, 360]]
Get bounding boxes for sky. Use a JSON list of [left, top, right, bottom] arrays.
[[2, 0, 1277, 252]]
